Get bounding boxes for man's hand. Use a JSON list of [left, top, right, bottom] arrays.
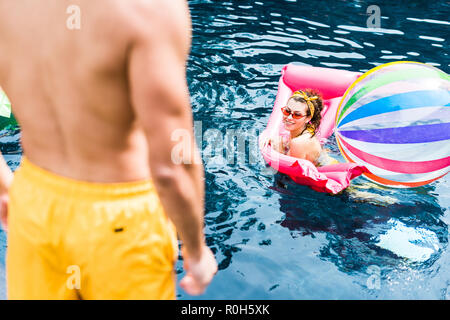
[[180, 245, 218, 296]]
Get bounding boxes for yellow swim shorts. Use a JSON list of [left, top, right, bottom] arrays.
[[7, 157, 178, 300]]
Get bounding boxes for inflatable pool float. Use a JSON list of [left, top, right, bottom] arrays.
[[259, 64, 368, 194]]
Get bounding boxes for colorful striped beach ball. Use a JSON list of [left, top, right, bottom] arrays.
[[336, 61, 450, 188]]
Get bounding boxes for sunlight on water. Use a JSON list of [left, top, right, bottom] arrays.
[[376, 219, 440, 262]]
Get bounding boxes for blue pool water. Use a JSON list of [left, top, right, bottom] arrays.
[[0, 0, 449, 299]]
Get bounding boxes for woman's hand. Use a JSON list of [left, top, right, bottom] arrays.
[[259, 135, 272, 149], [259, 134, 286, 154]]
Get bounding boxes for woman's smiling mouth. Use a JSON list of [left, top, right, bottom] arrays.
[[283, 119, 296, 125]]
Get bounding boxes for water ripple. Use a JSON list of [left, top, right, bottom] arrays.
[[180, 0, 450, 300], [0, 0, 449, 301]]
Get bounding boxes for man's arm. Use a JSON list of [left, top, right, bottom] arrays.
[[127, 1, 216, 295]]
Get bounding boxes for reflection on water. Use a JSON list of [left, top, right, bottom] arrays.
[[276, 175, 448, 299], [376, 219, 440, 263], [278, 177, 447, 269]]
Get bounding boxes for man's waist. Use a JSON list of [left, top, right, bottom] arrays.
[[12, 156, 155, 200]]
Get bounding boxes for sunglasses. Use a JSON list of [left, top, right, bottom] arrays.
[[281, 107, 307, 119]]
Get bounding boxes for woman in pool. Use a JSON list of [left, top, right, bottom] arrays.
[[262, 89, 338, 166]]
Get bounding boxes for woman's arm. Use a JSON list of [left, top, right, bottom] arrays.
[[260, 130, 285, 153]]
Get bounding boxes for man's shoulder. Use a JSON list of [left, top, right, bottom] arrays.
[[122, 0, 190, 34], [118, 0, 190, 51]]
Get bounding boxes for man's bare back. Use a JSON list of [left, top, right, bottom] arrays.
[[0, 0, 164, 182], [0, 0, 217, 298]]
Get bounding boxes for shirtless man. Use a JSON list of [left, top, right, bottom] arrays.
[[0, 0, 217, 299]]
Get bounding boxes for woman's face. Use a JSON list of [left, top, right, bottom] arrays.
[[282, 99, 311, 132]]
